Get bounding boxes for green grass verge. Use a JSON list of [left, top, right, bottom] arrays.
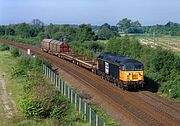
[[175, 51, 180, 57], [0, 51, 23, 126], [90, 104, 118, 126]]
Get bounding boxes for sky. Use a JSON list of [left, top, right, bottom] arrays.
[[0, 0, 180, 26]]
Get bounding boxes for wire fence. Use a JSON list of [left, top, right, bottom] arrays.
[[43, 64, 107, 126]]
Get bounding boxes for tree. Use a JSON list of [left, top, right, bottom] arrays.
[[15, 23, 31, 38], [0, 26, 6, 36], [31, 19, 44, 26], [117, 18, 142, 33], [74, 24, 96, 41], [142, 21, 180, 36], [100, 23, 111, 29], [97, 23, 118, 40], [97, 27, 114, 40], [45, 23, 55, 38], [110, 26, 118, 33], [117, 18, 131, 32], [37, 32, 50, 41], [59, 25, 75, 41], [5, 27, 15, 35]]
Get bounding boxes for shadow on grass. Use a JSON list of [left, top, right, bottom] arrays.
[[143, 76, 160, 93]]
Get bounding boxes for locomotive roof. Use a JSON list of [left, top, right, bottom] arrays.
[[42, 39, 67, 45], [98, 52, 142, 65], [43, 39, 53, 42]]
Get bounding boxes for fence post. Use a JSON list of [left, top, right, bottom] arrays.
[[89, 107, 92, 124], [48, 68, 50, 78], [44, 65, 47, 76], [96, 114, 98, 126], [53, 72, 55, 83], [68, 86, 70, 98], [55, 75, 57, 87], [58, 78, 61, 91], [43, 65, 44, 74], [75, 93, 77, 109], [84, 102, 87, 121], [71, 89, 73, 103], [61, 81, 64, 94], [79, 97, 81, 113], [47, 67, 49, 78], [46, 66, 48, 76], [43, 65, 45, 74], [47, 68, 50, 78], [64, 82, 66, 96], [51, 70, 53, 82]]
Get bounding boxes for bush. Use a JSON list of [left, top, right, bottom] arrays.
[[19, 94, 44, 118], [10, 47, 20, 57], [160, 78, 180, 99], [0, 43, 9, 51], [70, 41, 105, 58]]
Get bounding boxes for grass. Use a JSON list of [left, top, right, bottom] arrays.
[[90, 103, 118, 126], [0, 51, 23, 126], [97, 40, 109, 44], [175, 51, 180, 57]]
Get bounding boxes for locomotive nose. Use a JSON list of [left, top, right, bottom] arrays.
[[127, 72, 143, 81]]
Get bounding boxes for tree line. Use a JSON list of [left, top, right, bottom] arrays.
[[0, 19, 180, 42]]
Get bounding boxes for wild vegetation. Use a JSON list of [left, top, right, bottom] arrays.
[[0, 43, 9, 51], [70, 41, 105, 58]]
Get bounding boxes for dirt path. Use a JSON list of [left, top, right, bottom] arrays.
[[0, 72, 17, 119]]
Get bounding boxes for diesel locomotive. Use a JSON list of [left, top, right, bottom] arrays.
[[97, 52, 144, 89], [41, 39, 144, 90]]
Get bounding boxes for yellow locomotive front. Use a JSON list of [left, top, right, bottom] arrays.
[[120, 63, 144, 88]]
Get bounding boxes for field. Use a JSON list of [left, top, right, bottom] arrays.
[[137, 35, 180, 55]]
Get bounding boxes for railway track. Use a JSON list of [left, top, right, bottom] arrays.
[[140, 91, 180, 113], [0, 39, 180, 126], [135, 91, 180, 121]]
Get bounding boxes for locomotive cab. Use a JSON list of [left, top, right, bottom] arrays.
[[119, 63, 144, 83]]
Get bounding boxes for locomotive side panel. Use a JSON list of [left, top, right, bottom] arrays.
[[109, 63, 119, 78], [98, 59, 105, 73]]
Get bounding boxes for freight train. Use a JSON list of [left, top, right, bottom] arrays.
[[41, 39, 144, 90]]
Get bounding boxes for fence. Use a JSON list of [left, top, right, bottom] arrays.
[[43, 64, 107, 126]]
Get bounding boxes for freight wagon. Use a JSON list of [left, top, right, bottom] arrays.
[[41, 39, 70, 54]]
